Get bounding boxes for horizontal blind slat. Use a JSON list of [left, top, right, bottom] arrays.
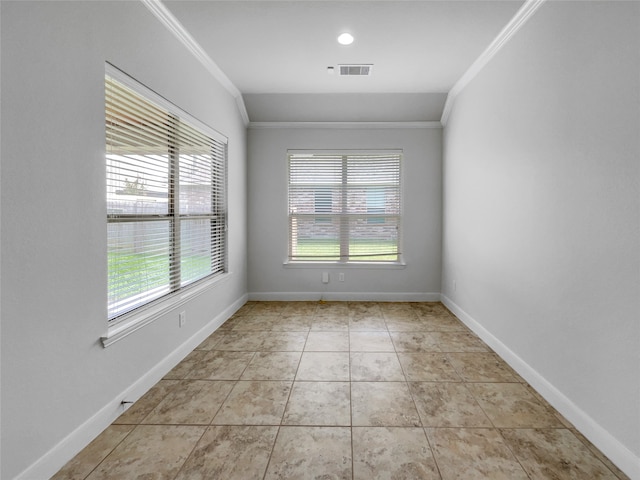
[[107, 72, 227, 321], [288, 152, 401, 262]]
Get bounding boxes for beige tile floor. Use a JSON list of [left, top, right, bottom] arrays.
[[53, 301, 629, 480]]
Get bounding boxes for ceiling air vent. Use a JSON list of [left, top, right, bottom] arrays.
[[339, 64, 373, 76]]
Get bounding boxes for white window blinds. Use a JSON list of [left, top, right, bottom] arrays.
[[106, 69, 227, 321], [288, 152, 402, 262]]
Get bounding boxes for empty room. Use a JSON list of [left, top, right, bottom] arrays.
[[1, 0, 638, 479]]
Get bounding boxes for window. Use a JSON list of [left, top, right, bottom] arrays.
[[288, 151, 402, 263], [366, 187, 386, 224], [106, 68, 227, 321], [314, 187, 332, 223]]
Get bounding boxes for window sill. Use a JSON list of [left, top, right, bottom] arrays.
[[283, 261, 406, 270], [101, 272, 232, 348]]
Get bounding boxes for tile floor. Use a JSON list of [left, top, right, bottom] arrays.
[[53, 301, 628, 479]]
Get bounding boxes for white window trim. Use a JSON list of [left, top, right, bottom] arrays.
[[103, 64, 229, 346], [101, 271, 232, 347], [282, 261, 406, 269], [106, 64, 227, 144], [286, 149, 405, 266]]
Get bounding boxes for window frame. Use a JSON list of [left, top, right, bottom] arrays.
[[285, 149, 404, 266], [102, 64, 229, 346]]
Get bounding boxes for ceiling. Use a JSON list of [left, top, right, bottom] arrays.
[[164, 0, 525, 122]]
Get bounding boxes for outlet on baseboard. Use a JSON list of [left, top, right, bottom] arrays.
[[179, 311, 186, 327]]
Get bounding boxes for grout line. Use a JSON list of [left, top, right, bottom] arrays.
[[78, 426, 136, 480], [261, 424, 281, 480], [171, 425, 210, 480], [280, 345, 305, 425], [348, 312, 355, 480], [54, 301, 622, 479], [422, 426, 444, 480], [496, 428, 534, 479]]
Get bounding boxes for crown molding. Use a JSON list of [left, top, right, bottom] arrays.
[[141, 0, 250, 126], [441, 0, 547, 126], [249, 121, 442, 130], [143, 0, 546, 129]]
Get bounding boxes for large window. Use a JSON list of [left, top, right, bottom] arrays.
[[288, 151, 402, 263], [106, 68, 227, 321]]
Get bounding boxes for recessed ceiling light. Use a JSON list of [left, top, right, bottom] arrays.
[[337, 33, 354, 45]]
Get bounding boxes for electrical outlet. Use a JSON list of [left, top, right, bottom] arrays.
[[322, 272, 329, 284], [179, 311, 186, 327], [453, 280, 457, 292], [339, 272, 345, 282]]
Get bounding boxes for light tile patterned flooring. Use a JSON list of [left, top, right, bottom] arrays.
[[53, 301, 628, 479]]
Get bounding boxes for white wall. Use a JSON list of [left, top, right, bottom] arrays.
[[247, 126, 442, 300], [0, 2, 247, 478], [442, 1, 639, 476]]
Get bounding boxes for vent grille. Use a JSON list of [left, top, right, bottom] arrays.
[[339, 64, 373, 76]]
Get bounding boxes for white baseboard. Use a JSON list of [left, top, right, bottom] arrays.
[[23, 291, 636, 480], [248, 292, 441, 302], [441, 294, 640, 480], [15, 293, 248, 480]]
